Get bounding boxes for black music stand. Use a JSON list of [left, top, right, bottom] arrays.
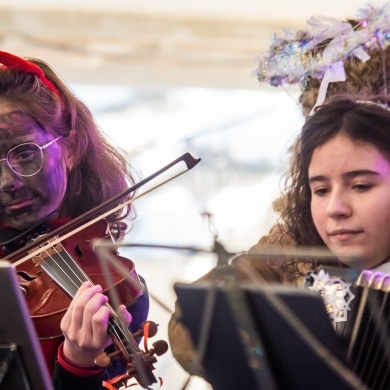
[[174, 280, 366, 390], [0, 260, 53, 390]]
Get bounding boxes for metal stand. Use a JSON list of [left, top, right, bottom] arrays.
[[175, 280, 366, 390], [0, 344, 31, 389], [0, 261, 53, 390]]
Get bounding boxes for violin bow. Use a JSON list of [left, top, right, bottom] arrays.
[[5, 152, 201, 266]]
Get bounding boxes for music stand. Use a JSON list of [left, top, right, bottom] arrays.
[[174, 280, 366, 390], [0, 260, 53, 390]]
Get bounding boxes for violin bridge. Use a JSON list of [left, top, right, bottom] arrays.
[[29, 235, 62, 266]]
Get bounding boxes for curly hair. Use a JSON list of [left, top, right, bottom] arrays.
[[0, 58, 139, 226], [271, 42, 390, 280], [282, 95, 390, 246]]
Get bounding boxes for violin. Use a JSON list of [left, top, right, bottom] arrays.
[[2, 153, 201, 388], [13, 219, 145, 377]]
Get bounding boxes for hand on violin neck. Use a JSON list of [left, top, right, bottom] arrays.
[[60, 281, 132, 366]]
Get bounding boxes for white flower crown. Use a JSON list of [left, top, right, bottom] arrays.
[[256, 3, 390, 112]]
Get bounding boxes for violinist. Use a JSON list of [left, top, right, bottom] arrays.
[[0, 51, 149, 389]]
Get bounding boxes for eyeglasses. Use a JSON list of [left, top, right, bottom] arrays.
[[0, 136, 62, 177]]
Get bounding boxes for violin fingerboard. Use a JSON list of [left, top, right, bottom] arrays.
[[40, 246, 91, 298]]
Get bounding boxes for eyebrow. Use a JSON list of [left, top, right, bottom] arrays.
[[308, 170, 380, 184]]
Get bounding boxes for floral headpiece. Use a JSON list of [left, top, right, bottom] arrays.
[[256, 3, 390, 113]]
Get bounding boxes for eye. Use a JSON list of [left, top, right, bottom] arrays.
[[352, 183, 372, 192], [10, 145, 39, 164], [15, 150, 36, 162], [312, 187, 329, 196]]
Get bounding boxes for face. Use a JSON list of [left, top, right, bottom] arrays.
[[309, 133, 390, 270], [0, 103, 70, 230]]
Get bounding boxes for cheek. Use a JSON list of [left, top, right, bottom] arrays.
[[368, 202, 390, 236], [310, 199, 325, 233], [38, 159, 68, 204], [363, 192, 390, 225]]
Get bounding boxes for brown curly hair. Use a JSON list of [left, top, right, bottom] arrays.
[[269, 41, 390, 280], [281, 94, 390, 253]]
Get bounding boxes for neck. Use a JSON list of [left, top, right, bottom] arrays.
[[371, 260, 390, 274]]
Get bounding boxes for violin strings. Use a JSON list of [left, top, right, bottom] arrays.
[[40, 243, 90, 296], [40, 242, 133, 357], [107, 315, 134, 356]]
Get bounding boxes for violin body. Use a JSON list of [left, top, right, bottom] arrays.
[[12, 220, 144, 374]]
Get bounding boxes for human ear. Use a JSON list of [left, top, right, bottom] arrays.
[[63, 129, 77, 171]]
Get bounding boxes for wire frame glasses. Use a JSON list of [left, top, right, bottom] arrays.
[[0, 136, 62, 177]]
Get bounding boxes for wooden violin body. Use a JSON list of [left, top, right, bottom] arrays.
[[13, 220, 144, 375]]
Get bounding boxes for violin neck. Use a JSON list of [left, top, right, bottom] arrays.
[[107, 314, 158, 388], [107, 314, 140, 356]]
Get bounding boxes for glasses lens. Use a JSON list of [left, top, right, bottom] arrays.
[[8, 143, 43, 176]]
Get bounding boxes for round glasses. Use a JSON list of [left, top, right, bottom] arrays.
[[0, 136, 62, 177]]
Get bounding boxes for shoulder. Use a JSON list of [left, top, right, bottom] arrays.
[[249, 223, 295, 252]]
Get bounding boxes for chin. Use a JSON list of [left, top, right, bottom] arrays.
[[328, 245, 366, 270], [336, 249, 381, 271], [5, 212, 42, 231], [8, 220, 38, 231], [338, 256, 367, 271]]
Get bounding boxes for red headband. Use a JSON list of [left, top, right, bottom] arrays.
[[0, 51, 61, 99]]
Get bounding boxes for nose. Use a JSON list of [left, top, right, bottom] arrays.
[[325, 189, 351, 218], [0, 160, 23, 192]]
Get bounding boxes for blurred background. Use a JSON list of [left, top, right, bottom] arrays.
[[0, 0, 372, 388]]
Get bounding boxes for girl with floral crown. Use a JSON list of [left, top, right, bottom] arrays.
[[169, 3, 390, 386]]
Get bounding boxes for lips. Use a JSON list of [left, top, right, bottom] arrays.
[[0, 194, 35, 213], [4, 198, 34, 210], [329, 229, 363, 241]]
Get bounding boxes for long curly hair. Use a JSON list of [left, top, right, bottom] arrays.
[[281, 95, 390, 247], [0, 57, 139, 226], [261, 18, 390, 281]]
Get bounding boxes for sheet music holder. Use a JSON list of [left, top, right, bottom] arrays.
[[174, 280, 366, 390], [0, 260, 53, 390]]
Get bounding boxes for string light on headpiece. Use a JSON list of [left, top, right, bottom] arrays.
[[255, 3, 390, 111], [356, 99, 390, 112]]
